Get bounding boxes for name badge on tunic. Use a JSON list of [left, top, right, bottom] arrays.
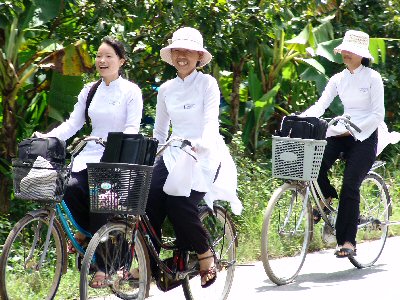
[[184, 104, 195, 109]]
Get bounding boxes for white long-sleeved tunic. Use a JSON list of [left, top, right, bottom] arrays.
[[46, 76, 143, 172], [154, 70, 242, 215], [302, 65, 385, 141]]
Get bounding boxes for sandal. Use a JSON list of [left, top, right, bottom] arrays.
[[89, 271, 110, 289], [198, 255, 217, 288], [335, 242, 357, 258]]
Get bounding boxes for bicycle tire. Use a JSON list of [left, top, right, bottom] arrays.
[[261, 183, 312, 285], [79, 221, 150, 300], [0, 212, 65, 300], [349, 172, 390, 268], [182, 205, 237, 300]]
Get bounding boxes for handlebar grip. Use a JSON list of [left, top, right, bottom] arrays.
[[181, 139, 192, 148], [348, 121, 362, 133]]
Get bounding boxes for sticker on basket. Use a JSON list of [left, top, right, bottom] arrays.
[[100, 182, 112, 190], [279, 151, 297, 162]]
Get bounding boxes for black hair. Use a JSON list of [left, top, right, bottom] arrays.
[[361, 57, 370, 67], [101, 36, 126, 60]]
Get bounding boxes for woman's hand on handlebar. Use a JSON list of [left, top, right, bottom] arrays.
[[32, 131, 47, 138]]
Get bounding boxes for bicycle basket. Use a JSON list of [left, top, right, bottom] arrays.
[[272, 136, 327, 181], [87, 162, 153, 215], [12, 158, 70, 203]]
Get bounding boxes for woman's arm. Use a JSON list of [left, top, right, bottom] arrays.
[[354, 72, 385, 132], [197, 76, 220, 149], [153, 86, 170, 144], [123, 85, 143, 134]]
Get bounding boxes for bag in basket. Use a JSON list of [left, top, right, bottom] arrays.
[[101, 132, 158, 165], [277, 116, 328, 140], [19, 156, 58, 199], [18, 137, 66, 165]]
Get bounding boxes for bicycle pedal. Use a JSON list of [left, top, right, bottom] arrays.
[[156, 273, 183, 292], [322, 223, 336, 245]]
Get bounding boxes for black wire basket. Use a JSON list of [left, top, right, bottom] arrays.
[[12, 159, 70, 203], [87, 162, 153, 215]]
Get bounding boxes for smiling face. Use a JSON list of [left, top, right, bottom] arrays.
[[170, 48, 203, 79], [341, 50, 362, 72], [95, 42, 125, 84]]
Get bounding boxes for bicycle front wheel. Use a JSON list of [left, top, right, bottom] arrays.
[[350, 173, 390, 268], [79, 221, 150, 300], [182, 205, 237, 300], [0, 212, 65, 300], [261, 183, 312, 285]]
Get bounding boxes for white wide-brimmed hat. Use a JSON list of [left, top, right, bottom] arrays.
[[160, 27, 212, 67], [334, 30, 374, 61]]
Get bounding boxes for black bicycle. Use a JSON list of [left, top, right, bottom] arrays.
[[79, 137, 238, 300]]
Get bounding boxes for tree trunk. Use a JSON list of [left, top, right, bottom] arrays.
[[230, 59, 245, 134], [0, 90, 18, 214]]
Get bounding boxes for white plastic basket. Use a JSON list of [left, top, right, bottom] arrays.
[[272, 136, 327, 181]]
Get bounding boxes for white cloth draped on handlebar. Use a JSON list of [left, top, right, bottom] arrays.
[[377, 122, 400, 156], [162, 136, 243, 215]]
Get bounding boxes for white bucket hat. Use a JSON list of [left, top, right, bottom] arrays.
[[160, 27, 212, 67], [334, 30, 374, 61]]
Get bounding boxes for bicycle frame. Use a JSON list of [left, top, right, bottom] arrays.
[[56, 201, 92, 254], [136, 210, 204, 281]]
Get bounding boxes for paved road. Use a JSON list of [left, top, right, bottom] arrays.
[[149, 236, 400, 300], [92, 236, 400, 300]]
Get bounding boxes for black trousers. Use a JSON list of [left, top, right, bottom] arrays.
[[63, 169, 109, 235], [146, 157, 210, 255], [317, 131, 378, 246], [63, 169, 113, 272]]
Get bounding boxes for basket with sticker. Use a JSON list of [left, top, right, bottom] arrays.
[[87, 162, 153, 215]]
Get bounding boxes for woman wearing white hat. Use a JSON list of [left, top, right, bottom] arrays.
[[301, 30, 384, 258], [146, 27, 242, 287]]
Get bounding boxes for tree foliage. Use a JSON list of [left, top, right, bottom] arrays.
[[0, 0, 399, 213]]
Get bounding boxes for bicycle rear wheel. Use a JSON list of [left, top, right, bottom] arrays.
[[79, 221, 150, 300], [0, 212, 65, 300], [261, 183, 312, 285], [349, 173, 390, 268], [182, 205, 237, 300]]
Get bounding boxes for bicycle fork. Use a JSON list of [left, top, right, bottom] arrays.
[[280, 185, 310, 236], [26, 210, 56, 271]]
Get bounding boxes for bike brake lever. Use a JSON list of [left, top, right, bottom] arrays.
[[181, 139, 192, 148]]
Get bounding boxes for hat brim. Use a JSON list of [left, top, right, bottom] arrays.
[[334, 42, 374, 61], [160, 40, 212, 67]]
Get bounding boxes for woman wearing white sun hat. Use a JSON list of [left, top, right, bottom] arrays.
[[146, 27, 242, 288], [301, 29, 399, 258]]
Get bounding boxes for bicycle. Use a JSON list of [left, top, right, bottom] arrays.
[[79, 137, 238, 300], [0, 137, 104, 300], [261, 116, 392, 285]]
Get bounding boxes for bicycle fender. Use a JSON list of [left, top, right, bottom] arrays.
[[25, 208, 51, 218]]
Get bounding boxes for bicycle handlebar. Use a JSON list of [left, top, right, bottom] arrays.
[[327, 115, 362, 138], [69, 136, 105, 158], [156, 137, 197, 161]]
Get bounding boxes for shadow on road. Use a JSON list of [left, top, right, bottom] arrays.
[[256, 263, 388, 293]]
